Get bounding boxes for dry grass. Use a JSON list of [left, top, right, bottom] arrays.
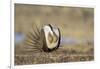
[[15, 43, 94, 65], [15, 54, 93, 65]]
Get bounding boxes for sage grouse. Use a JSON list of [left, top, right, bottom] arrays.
[[24, 24, 61, 52]]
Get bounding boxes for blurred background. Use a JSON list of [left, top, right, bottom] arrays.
[[14, 4, 94, 65], [15, 4, 94, 44]]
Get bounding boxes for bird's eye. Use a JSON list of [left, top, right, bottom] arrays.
[[48, 32, 53, 43]]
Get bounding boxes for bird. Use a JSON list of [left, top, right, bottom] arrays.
[[24, 24, 61, 52]]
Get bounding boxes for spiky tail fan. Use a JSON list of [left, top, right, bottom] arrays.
[[23, 24, 43, 53]]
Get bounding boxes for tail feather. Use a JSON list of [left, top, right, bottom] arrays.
[[24, 24, 43, 52], [32, 25, 40, 39]]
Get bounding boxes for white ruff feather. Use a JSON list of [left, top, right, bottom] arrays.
[[43, 25, 59, 49]]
